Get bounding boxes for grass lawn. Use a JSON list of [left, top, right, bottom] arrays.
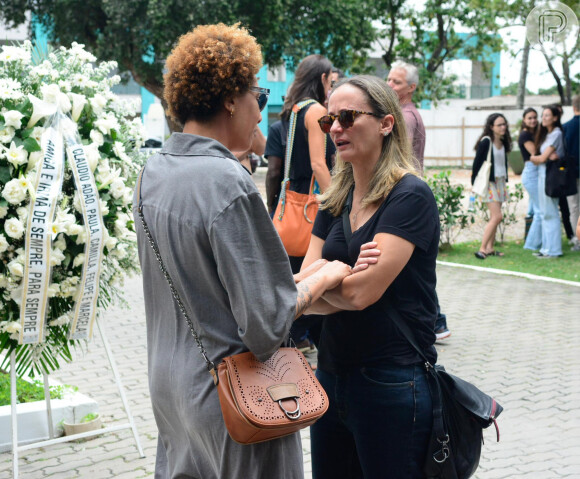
[[437, 240, 580, 283]]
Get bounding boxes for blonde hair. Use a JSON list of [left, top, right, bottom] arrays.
[[318, 75, 418, 216]]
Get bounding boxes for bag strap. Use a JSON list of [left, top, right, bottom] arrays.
[[277, 99, 318, 220], [340, 205, 450, 459], [136, 166, 219, 385]]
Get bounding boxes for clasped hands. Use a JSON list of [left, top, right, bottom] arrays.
[[293, 242, 380, 289]]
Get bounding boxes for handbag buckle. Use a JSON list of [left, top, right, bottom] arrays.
[[433, 434, 450, 463], [278, 398, 302, 420]]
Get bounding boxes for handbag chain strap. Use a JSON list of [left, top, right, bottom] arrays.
[[278, 99, 320, 220], [136, 166, 219, 384]]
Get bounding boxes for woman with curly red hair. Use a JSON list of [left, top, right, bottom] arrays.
[[133, 24, 351, 478]]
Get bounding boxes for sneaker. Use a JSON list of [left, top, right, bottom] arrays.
[[569, 237, 580, 247], [572, 243, 580, 252], [532, 252, 543, 257], [536, 253, 560, 259], [295, 339, 314, 353], [435, 326, 451, 341]]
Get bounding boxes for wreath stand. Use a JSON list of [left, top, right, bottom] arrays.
[[9, 318, 145, 478]]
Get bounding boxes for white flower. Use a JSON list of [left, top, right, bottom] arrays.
[[90, 129, 104, 146], [0, 206, 8, 219], [70, 93, 87, 122], [110, 177, 127, 199], [105, 235, 117, 250], [53, 234, 66, 251], [27, 151, 43, 171], [0, 79, 23, 101], [94, 114, 120, 135], [10, 284, 23, 306], [73, 253, 85, 268], [4, 141, 28, 167], [112, 243, 128, 259], [49, 314, 71, 327], [0, 126, 15, 144], [73, 192, 82, 213], [41, 83, 61, 104], [1, 321, 22, 334], [47, 283, 60, 298], [75, 227, 87, 244], [50, 248, 65, 266], [30, 127, 44, 143], [67, 223, 84, 236], [0, 274, 7, 288], [5, 217, 24, 239], [7, 260, 23, 277], [27, 94, 57, 128], [100, 199, 110, 215], [69, 42, 96, 63], [0, 234, 8, 253], [2, 178, 27, 204], [3, 110, 25, 129], [90, 93, 108, 115], [16, 206, 28, 221], [0, 46, 31, 63], [85, 143, 101, 172]]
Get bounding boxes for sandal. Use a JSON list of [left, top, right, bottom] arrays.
[[474, 251, 487, 260], [488, 250, 505, 257]]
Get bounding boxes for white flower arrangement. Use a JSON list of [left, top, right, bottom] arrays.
[[0, 41, 147, 376]]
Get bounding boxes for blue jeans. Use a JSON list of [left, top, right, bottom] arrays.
[[311, 365, 432, 479], [538, 163, 562, 256], [522, 161, 542, 250]]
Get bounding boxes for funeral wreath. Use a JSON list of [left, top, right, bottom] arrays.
[[0, 41, 145, 377]]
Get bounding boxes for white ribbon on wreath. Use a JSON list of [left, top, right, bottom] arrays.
[[19, 95, 105, 344]]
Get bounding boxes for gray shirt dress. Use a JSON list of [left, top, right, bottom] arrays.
[[133, 133, 303, 479]]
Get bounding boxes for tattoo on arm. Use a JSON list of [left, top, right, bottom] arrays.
[[295, 274, 317, 317]]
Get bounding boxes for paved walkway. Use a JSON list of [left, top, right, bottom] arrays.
[[2, 264, 579, 478], [2, 168, 579, 478]]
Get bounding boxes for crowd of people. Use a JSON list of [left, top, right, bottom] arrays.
[[134, 22, 579, 479]]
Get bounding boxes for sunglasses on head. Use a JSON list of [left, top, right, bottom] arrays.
[[318, 110, 379, 134], [249, 86, 270, 112]]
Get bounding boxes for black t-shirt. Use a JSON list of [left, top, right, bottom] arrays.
[[312, 174, 439, 373], [518, 130, 534, 162]]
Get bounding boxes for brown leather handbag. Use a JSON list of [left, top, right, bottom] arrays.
[[137, 167, 329, 445]]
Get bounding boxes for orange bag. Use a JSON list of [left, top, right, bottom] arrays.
[[272, 177, 318, 257]]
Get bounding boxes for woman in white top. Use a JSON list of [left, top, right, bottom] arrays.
[[529, 105, 566, 257], [470, 113, 512, 259]]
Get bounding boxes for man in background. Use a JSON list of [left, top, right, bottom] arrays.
[[563, 94, 580, 251], [388, 60, 451, 341]]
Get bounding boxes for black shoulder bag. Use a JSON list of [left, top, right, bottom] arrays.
[[341, 195, 503, 479], [545, 135, 578, 198]]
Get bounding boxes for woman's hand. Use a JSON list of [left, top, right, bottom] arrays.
[[352, 242, 381, 273], [294, 259, 328, 283], [319, 260, 352, 290], [530, 155, 545, 165]]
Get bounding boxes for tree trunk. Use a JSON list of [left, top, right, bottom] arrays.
[[541, 49, 565, 105], [562, 51, 571, 105], [516, 39, 530, 109]]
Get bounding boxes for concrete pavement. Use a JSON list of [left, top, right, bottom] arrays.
[[1, 167, 579, 478], [2, 263, 579, 478]]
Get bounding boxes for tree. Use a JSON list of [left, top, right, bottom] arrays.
[[373, 0, 506, 103], [0, 0, 376, 130]]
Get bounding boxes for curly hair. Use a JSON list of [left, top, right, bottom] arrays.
[[163, 23, 262, 125]]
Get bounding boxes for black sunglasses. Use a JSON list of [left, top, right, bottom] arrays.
[[318, 110, 379, 134], [249, 86, 270, 112]]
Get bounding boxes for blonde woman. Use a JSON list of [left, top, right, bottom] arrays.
[[303, 75, 439, 478]]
